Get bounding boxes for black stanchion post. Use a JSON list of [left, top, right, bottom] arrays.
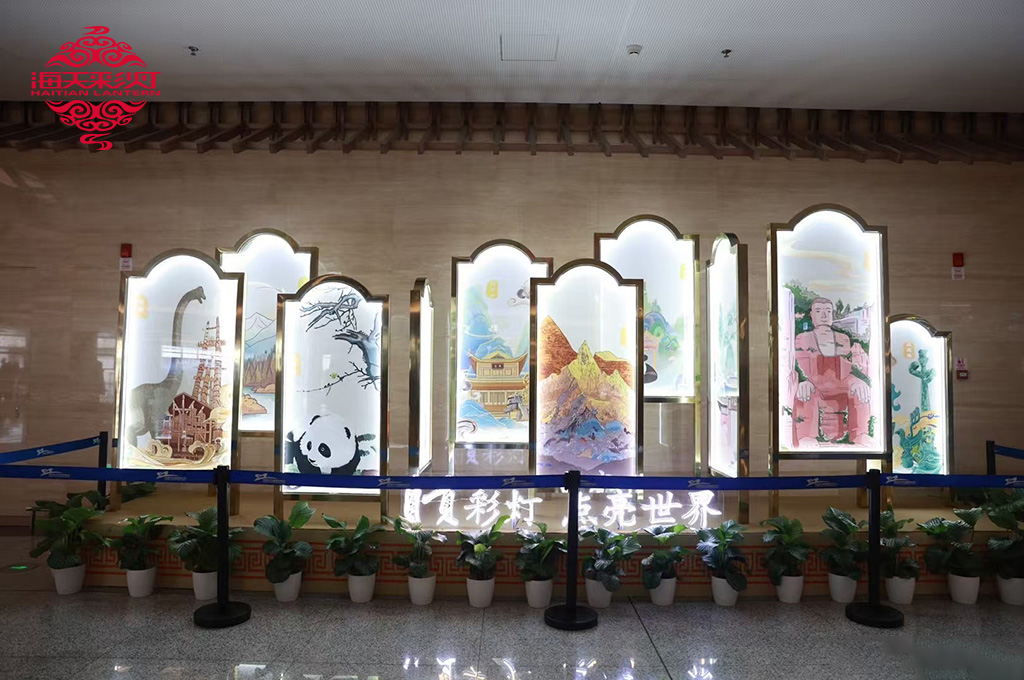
[[96, 431, 109, 497], [194, 465, 251, 629], [544, 470, 598, 631], [986, 440, 996, 475], [845, 469, 903, 629]]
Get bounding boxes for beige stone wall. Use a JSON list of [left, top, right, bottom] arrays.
[[1, 150, 1023, 520]]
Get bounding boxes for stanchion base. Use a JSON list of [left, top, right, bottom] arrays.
[[193, 601, 252, 629], [544, 604, 599, 631], [845, 602, 904, 629]]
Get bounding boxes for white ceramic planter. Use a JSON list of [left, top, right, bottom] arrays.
[[649, 576, 677, 606], [948, 573, 980, 605], [192, 570, 217, 601], [828, 573, 858, 603], [585, 578, 613, 608], [710, 576, 739, 607], [409, 574, 436, 606], [52, 564, 86, 595], [348, 573, 376, 603], [776, 575, 804, 604], [467, 577, 496, 608], [524, 579, 553, 609], [126, 567, 157, 598], [885, 576, 916, 605], [997, 576, 1024, 606], [273, 572, 302, 602]]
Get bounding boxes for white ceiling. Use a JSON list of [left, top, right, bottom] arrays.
[[2, 0, 1024, 111]]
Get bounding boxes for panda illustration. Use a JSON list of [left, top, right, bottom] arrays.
[[285, 414, 367, 476]]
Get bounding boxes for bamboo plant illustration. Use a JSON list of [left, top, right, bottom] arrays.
[[908, 349, 933, 411]]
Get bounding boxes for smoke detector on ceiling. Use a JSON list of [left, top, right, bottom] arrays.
[[627, 44, 642, 56], [185, 46, 200, 57]]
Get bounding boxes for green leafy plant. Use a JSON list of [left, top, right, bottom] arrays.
[[696, 520, 748, 592], [457, 515, 510, 580], [31, 489, 108, 518], [760, 516, 811, 586], [580, 527, 641, 593], [30, 505, 104, 569], [918, 508, 984, 578], [819, 507, 868, 579], [985, 492, 1024, 580], [640, 524, 688, 589], [106, 514, 172, 571], [880, 506, 920, 580], [388, 516, 448, 578], [167, 506, 243, 573], [514, 522, 567, 582], [323, 514, 386, 577], [253, 501, 315, 584]]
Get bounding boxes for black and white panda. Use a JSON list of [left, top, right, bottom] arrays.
[[285, 414, 365, 476]]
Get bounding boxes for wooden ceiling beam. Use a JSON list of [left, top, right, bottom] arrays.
[[623, 105, 649, 158]]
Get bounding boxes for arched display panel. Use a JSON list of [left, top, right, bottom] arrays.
[[595, 216, 698, 402], [889, 315, 953, 475], [217, 230, 318, 435], [114, 251, 243, 471], [530, 260, 644, 475], [275, 275, 388, 499], [449, 241, 553, 469], [409, 278, 434, 474]]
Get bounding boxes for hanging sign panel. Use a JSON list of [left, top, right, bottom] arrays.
[[218, 230, 318, 434], [707, 234, 749, 478], [409, 278, 434, 474], [451, 241, 552, 447], [890, 316, 952, 475], [771, 207, 889, 456], [277, 276, 388, 495], [596, 216, 697, 401], [115, 251, 243, 470], [531, 261, 643, 475]]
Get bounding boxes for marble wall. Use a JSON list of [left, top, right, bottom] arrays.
[[0, 150, 1022, 520]]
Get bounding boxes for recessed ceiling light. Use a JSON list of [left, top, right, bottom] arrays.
[[627, 44, 642, 56]]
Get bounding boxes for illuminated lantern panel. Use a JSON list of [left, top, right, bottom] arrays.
[[279, 279, 385, 495], [775, 210, 885, 453], [219, 232, 315, 433], [708, 236, 741, 477], [534, 265, 640, 475], [410, 280, 434, 474], [118, 255, 240, 470], [598, 219, 696, 400], [890, 319, 950, 475], [453, 245, 549, 445]]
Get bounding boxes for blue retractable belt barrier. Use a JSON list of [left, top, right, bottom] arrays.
[[0, 464, 214, 485], [0, 436, 100, 464], [993, 445, 1024, 461], [883, 473, 1024, 489]]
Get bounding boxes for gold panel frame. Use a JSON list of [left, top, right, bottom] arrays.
[[705, 233, 750, 523], [216, 228, 320, 438], [273, 274, 389, 517], [529, 259, 645, 474], [768, 204, 892, 515], [409, 278, 433, 474], [448, 239, 554, 473]]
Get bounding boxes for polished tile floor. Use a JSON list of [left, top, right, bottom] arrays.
[[1, 586, 1022, 680]]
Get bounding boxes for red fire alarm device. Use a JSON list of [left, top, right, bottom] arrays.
[[119, 243, 133, 272], [952, 253, 965, 267], [120, 243, 132, 258], [952, 252, 965, 280]]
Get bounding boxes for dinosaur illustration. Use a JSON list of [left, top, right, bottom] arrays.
[[125, 286, 206, 448]]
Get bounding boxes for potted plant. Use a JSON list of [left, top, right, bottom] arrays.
[[323, 514, 386, 603], [580, 527, 641, 608], [986, 492, 1024, 605], [640, 524, 687, 606], [514, 522, 567, 608], [253, 501, 315, 602], [389, 516, 448, 605], [29, 504, 104, 595], [696, 520, 747, 606], [880, 506, 920, 605], [820, 507, 867, 603], [457, 515, 510, 608], [105, 514, 172, 598], [167, 506, 243, 601], [918, 508, 984, 604], [760, 516, 811, 603]]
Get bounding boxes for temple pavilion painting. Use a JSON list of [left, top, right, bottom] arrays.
[[218, 231, 317, 433], [772, 208, 887, 453], [890, 317, 951, 474], [452, 242, 551, 444], [117, 253, 242, 470]]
